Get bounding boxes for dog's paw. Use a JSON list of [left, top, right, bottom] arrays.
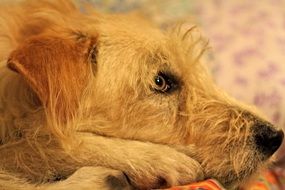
[[124, 146, 204, 189], [46, 167, 134, 190], [105, 172, 133, 190]]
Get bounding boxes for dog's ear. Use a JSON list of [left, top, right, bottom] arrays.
[[7, 33, 97, 123]]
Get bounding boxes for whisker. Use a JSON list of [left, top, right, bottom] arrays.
[[182, 25, 197, 41], [191, 40, 210, 63]]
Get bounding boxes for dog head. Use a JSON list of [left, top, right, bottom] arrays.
[[7, 9, 283, 189]]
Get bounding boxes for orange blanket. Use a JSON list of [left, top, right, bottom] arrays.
[[166, 168, 285, 190], [166, 179, 224, 190]]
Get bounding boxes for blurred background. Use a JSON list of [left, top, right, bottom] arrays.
[[78, 0, 285, 188]]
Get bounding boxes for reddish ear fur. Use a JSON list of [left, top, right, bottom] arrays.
[[7, 34, 96, 122]]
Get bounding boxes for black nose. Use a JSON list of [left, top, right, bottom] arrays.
[[253, 122, 284, 157]]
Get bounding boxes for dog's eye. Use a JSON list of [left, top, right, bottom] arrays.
[[154, 73, 177, 93]]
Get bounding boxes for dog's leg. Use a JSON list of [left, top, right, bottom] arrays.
[[0, 167, 134, 190], [74, 133, 204, 189], [44, 167, 134, 190], [0, 135, 203, 190], [0, 171, 30, 190]]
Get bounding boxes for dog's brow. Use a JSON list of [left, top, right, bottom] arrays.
[[149, 51, 169, 64], [150, 52, 182, 86]]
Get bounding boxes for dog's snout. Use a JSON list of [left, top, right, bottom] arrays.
[[253, 122, 284, 156]]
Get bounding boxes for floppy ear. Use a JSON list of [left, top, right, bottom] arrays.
[[7, 33, 97, 123]]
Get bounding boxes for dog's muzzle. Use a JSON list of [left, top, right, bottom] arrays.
[[253, 122, 284, 157]]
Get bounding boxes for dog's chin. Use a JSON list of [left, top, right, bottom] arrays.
[[211, 171, 254, 189], [199, 151, 272, 189], [218, 172, 252, 189], [214, 160, 270, 189]]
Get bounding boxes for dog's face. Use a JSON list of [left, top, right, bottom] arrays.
[[7, 13, 283, 188]]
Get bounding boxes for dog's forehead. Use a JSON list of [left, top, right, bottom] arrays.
[[93, 15, 195, 80], [97, 16, 165, 48], [97, 19, 183, 58]]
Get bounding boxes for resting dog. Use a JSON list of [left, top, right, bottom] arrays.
[[0, 0, 283, 189]]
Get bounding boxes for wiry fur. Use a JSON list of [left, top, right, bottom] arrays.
[[0, 0, 282, 189]]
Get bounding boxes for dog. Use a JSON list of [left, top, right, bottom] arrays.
[[0, 0, 283, 189]]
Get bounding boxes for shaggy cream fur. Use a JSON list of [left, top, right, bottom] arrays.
[[0, 0, 283, 189]]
